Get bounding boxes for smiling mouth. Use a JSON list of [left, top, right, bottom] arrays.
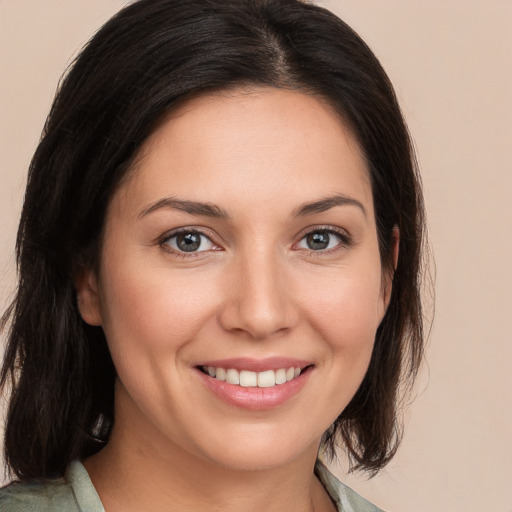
[[198, 365, 311, 388]]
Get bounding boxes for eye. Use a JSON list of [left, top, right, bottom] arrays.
[[297, 229, 347, 251], [163, 230, 216, 253]]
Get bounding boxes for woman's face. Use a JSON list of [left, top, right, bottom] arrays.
[[78, 88, 390, 470]]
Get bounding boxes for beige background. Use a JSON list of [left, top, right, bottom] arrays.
[[1, 1, 511, 511]]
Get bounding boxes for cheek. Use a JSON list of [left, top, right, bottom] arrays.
[[320, 276, 383, 398], [296, 262, 385, 355], [97, 258, 221, 360], [288, 264, 385, 431]]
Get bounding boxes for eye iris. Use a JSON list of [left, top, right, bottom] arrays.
[[177, 232, 201, 252], [307, 231, 330, 250]]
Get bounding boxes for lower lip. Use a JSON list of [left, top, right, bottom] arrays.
[[196, 368, 311, 411]]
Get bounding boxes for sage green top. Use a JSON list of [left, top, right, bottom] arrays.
[[0, 460, 384, 511]]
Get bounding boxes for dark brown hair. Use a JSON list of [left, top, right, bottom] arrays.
[[1, 0, 426, 480]]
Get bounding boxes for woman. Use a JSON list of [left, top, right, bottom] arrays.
[[0, 0, 426, 510]]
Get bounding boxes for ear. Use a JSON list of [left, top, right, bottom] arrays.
[[75, 268, 102, 326], [381, 226, 400, 314]]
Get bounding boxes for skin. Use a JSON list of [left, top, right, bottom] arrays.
[[77, 88, 392, 512]]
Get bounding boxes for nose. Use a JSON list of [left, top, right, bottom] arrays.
[[218, 247, 299, 340]]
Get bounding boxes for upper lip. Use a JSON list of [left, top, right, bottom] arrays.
[[195, 357, 313, 372]]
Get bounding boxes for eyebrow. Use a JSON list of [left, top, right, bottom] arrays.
[[138, 198, 230, 219], [292, 194, 367, 218], [138, 193, 366, 220]]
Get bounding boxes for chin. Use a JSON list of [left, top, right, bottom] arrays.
[[187, 422, 322, 472]]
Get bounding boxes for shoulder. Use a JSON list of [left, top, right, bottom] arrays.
[[315, 459, 387, 512], [0, 461, 104, 512], [0, 478, 78, 512]]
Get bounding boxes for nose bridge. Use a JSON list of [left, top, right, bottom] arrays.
[[220, 242, 296, 339]]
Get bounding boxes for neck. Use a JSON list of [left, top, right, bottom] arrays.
[[85, 434, 323, 512]]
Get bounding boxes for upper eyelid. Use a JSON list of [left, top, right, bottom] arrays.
[[160, 226, 217, 243], [158, 228, 221, 258], [293, 226, 353, 253], [295, 225, 351, 241], [158, 227, 219, 251]]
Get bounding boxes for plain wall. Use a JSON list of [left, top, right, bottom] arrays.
[[1, 1, 511, 511]]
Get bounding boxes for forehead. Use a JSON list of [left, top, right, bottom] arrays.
[[113, 87, 373, 221]]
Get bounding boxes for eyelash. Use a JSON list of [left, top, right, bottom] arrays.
[[294, 226, 352, 256], [158, 226, 352, 258], [159, 227, 219, 258]]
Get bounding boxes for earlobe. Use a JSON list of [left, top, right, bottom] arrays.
[[75, 269, 103, 326]]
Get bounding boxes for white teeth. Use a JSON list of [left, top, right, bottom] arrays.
[[239, 370, 257, 387], [275, 368, 287, 385], [225, 368, 240, 385], [203, 365, 306, 388], [257, 370, 275, 388]]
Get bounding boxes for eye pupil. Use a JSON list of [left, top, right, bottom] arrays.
[[177, 233, 201, 252], [307, 231, 329, 250]]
